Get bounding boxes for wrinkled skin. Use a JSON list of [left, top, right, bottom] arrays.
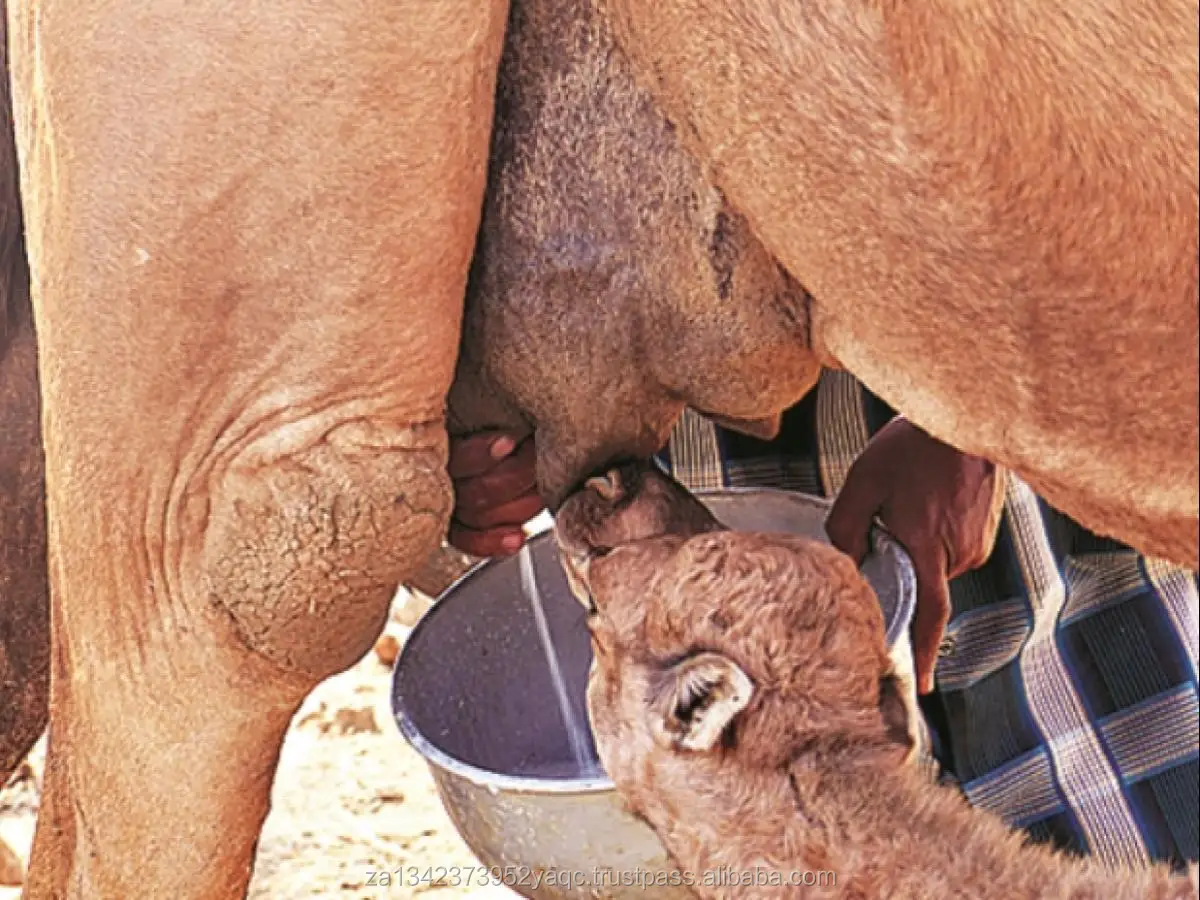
[[4, 0, 509, 895], [447, 0, 827, 509], [554, 466, 1197, 899]]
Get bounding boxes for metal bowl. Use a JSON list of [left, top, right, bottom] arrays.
[[391, 488, 916, 899]]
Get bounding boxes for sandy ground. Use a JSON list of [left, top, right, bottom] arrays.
[[0, 587, 520, 900]]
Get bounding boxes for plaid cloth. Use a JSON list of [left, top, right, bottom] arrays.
[[655, 369, 1199, 870]]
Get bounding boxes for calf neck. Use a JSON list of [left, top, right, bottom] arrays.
[[555, 465, 1198, 899]]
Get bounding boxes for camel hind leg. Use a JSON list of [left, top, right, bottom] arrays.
[[0, 244, 45, 809], [0, 15, 48, 884], [0, 0, 49, 789]]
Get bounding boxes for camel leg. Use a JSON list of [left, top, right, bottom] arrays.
[[7, 0, 509, 896], [0, 258, 45, 883], [0, 265, 46, 791], [0, 6, 47, 786]]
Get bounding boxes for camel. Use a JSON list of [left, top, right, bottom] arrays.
[[0, 0, 1194, 894], [553, 461, 1199, 899]]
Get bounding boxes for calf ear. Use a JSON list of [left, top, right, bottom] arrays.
[[585, 468, 626, 502], [652, 652, 754, 752]]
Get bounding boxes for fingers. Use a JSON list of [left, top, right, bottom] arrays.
[[825, 473, 880, 564], [448, 522, 527, 558], [447, 432, 543, 558], [909, 554, 953, 696], [458, 492, 547, 532], [447, 430, 521, 479], [454, 438, 539, 517], [959, 461, 1007, 573], [447, 489, 545, 557]]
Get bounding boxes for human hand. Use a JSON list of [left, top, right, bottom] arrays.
[[447, 431, 545, 557], [825, 417, 1006, 694]]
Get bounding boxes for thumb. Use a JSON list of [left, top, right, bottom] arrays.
[[909, 553, 952, 696], [825, 477, 880, 565]]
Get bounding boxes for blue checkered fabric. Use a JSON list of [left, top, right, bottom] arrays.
[[655, 369, 1199, 870]]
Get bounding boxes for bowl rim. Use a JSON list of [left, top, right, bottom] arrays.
[[390, 485, 915, 794], [391, 531, 617, 794]]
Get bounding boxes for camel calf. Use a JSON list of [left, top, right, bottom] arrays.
[[554, 463, 1198, 900]]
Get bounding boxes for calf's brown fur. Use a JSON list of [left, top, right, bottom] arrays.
[[556, 464, 1198, 899]]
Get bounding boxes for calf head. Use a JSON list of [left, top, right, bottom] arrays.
[[554, 459, 724, 604], [447, 0, 826, 509], [554, 463, 913, 808]]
